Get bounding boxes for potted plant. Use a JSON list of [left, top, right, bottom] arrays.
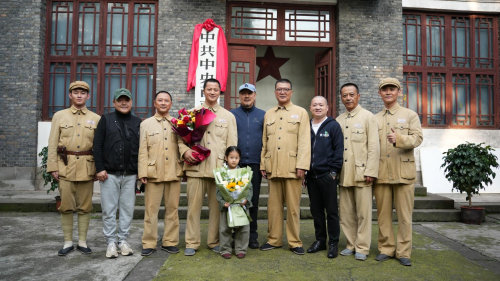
[[38, 146, 61, 209], [441, 142, 498, 224]]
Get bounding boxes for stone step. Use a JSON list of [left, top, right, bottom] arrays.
[[178, 182, 428, 196], [133, 192, 451, 209]]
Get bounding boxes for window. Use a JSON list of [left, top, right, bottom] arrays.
[[402, 12, 499, 128], [43, 1, 157, 119], [227, 2, 334, 47]]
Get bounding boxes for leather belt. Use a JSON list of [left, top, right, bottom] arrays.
[[65, 150, 93, 156]]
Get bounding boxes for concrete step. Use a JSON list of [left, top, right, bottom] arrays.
[[133, 192, 450, 209]]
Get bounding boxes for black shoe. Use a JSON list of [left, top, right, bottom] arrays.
[[327, 244, 338, 259], [141, 248, 156, 256], [375, 253, 393, 261], [161, 246, 179, 254], [58, 246, 74, 256], [398, 257, 412, 266], [259, 242, 281, 251], [77, 245, 92, 255], [307, 241, 326, 253], [248, 240, 260, 249], [290, 247, 305, 255]]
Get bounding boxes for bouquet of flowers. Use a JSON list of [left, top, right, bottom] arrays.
[[213, 166, 253, 227], [171, 107, 216, 165]]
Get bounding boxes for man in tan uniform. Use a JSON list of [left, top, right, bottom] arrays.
[[47, 81, 100, 256], [180, 78, 237, 256], [259, 79, 311, 255], [337, 83, 379, 261], [138, 91, 183, 256], [374, 78, 423, 266]]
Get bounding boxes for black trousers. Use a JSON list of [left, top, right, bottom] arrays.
[[306, 173, 340, 245], [240, 163, 262, 242]]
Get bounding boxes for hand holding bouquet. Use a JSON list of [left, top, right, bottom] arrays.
[[214, 166, 253, 227], [171, 108, 216, 165]]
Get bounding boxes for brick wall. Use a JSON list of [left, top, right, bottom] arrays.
[[337, 0, 403, 114], [157, 0, 226, 113], [0, 0, 45, 180]]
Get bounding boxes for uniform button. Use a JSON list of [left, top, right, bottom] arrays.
[[387, 123, 390, 125], [279, 127, 282, 130], [387, 154, 390, 158], [76, 156, 79, 159], [77, 134, 80, 136], [345, 137, 348, 139], [164, 128, 166, 130], [164, 138, 167, 140], [344, 148, 347, 151], [208, 131, 210, 134], [278, 137, 281, 140], [165, 148, 168, 150], [278, 147, 280, 150], [346, 126, 348, 128], [344, 159, 347, 162], [77, 123, 80, 126], [207, 142, 210, 145], [166, 157, 168, 160], [280, 117, 283, 120], [77, 145, 80, 148]]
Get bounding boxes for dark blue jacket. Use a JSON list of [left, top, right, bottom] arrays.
[[230, 105, 265, 164], [308, 117, 344, 177]]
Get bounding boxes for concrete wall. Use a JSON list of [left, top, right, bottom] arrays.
[[0, 0, 45, 188]]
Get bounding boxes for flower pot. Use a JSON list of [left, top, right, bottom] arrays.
[[55, 195, 61, 211], [460, 206, 485, 225]]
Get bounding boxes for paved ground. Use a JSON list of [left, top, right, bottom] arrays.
[[1, 212, 500, 281]]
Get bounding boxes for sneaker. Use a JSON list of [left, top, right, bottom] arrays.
[[118, 241, 134, 256], [106, 243, 118, 259], [184, 248, 196, 256], [259, 243, 281, 251], [221, 253, 231, 259], [77, 245, 92, 255], [141, 248, 155, 256], [290, 247, 305, 255], [58, 246, 74, 256], [398, 257, 412, 266], [161, 245, 180, 254], [210, 245, 221, 253], [248, 240, 259, 249], [236, 253, 246, 259], [340, 248, 354, 256], [375, 253, 393, 262], [355, 252, 367, 261]]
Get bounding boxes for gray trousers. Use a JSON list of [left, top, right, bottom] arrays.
[[219, 210, 249, 255], [100, 173, 137, 244]]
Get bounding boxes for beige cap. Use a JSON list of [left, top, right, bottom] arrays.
[[379, 78, 401, 89], [68, 81, 90, 92]]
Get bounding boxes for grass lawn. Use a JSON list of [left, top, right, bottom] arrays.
[[154, 221, 499, 281]]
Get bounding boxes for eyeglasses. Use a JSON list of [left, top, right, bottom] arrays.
[[275, 88, 291, 93]]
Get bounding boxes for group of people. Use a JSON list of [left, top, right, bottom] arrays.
[[47, 76, 422, 266]]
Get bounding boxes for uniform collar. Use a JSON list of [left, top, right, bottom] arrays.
[[154, 112, 171, 121], [70, 105, 88, 114], [384, 103, 401, 115], [203, 102, 220, 112], [274, 101, 293, 111], [347, 104, 362, 117]]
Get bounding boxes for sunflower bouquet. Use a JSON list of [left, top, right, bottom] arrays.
[[213, 166, 253, 227]]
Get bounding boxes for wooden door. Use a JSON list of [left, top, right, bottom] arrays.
[[315, 49, 335, 116], [225, 45, 256, 109]]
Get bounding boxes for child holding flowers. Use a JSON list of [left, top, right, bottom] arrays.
[[214, 146, 253, 259]]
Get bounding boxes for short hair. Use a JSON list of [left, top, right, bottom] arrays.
[[203, 78, 221, 90], [311, 95, 328, 105], [154, 91, 172, 102], [275, 78, 292, 89], [340, 83, 359, 94]]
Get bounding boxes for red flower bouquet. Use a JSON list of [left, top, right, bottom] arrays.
[[171, 108, 216, 165]]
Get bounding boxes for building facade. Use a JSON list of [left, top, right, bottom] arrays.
[[0, 0, 499, 192]]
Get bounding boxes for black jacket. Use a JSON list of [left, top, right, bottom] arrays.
[[308, 117, 344, 177], [93, 111, 141, 174]]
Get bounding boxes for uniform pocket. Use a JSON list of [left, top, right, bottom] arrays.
[[351, 129, 366, 143], [147, 159, 157, 179], [86, 158, 96, 177], [396, 123, 409, 135], [286, 118, 300, 134], [400, 155, 416, 180], [217, 154, 225, 168], [214, 122, 228, 138], [265, 119, 276, 136], [147, 131, 160, 147], [264, 152, 272, 173], [288, 151, 297, 173], [354, 162, 366, 182], [59, 123, 74, 139]]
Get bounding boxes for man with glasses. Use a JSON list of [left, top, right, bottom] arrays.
[[259, 79, 311, 255]]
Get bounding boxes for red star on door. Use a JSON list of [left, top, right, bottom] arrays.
[[256, 47, 289, 81]]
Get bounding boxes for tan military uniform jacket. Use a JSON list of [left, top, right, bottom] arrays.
[[47, 105, 100, 181], [337, 105, 380, 187], [375, 103, 423, 184], [260, 102, 311, 179], [179, 103, 237, 178], [138, 113, 183, 182]]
